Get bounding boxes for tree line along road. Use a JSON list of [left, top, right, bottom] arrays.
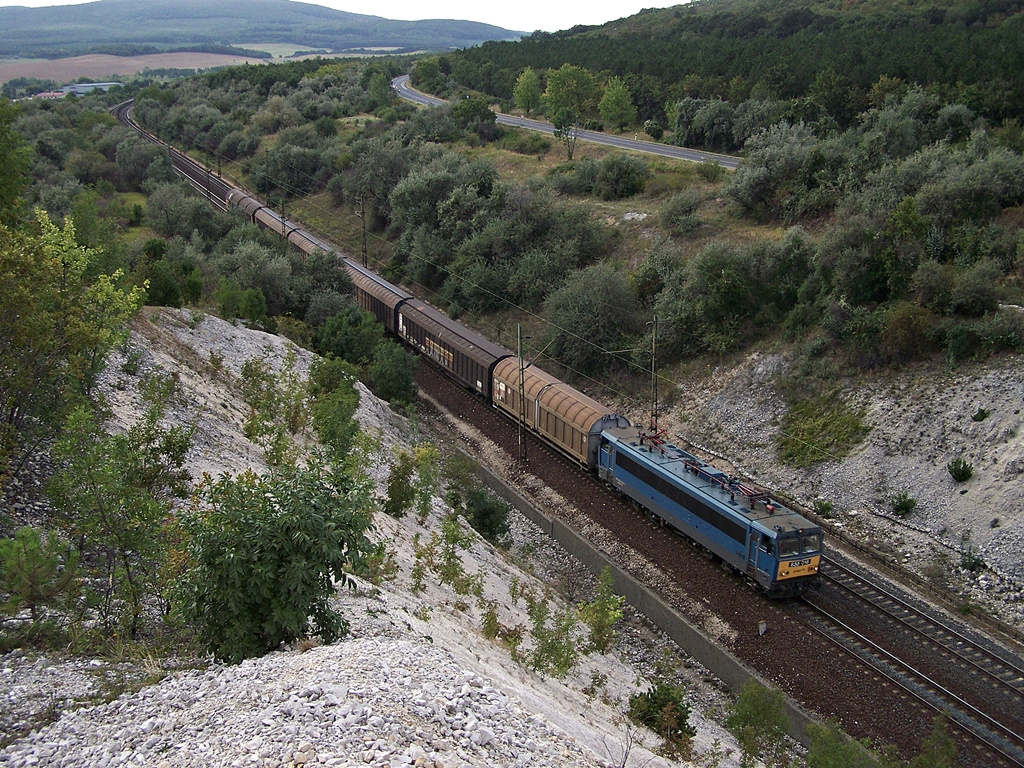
[[391, 75, 741, 170]]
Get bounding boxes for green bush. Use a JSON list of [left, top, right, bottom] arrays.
[[806, 721, 884, 768], [544, 263, 641, 376], [526, 595, 579, 678], [891, 491, 917, 518], [660, 190, 703, 236], [629, 679, 696, 747], [175, 459, 374, 663], [960, 544, 985, 573], [971, 407, 990, 422], [696, 160, 727, 183], [947, 457, 973, 482], [498, 129, 551, 156], [463, 487, 510, 546], [878, 302, 938, 366], [577, 566, 624, 653], [0, 526, 79, 620], [594, 153, 649, 200], [384, 448, 416, 518], [319, 307, 383, 365], [547, 159, 598, 195], [368, 340, 418, 404], [726, 680, 788, 768], [644, 119, 664, 140], [310, 380, 359, 458]]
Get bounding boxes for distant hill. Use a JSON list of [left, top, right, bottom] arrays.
[[0, 0, 522, 58]]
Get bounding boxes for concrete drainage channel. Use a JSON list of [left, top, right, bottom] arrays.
[[470, 457, 818, 748]]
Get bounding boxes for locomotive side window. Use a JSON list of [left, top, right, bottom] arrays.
[[778, 537, 799, 558], [802, 533, 821, 553], [760, 534, 774, 554]]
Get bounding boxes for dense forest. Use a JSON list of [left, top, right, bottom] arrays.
[[429, 0, 1024, 127]]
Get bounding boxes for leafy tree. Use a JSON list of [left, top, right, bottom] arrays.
[[368, 340, 418, 405], [513, 67, 542, 115], [368, 71, 395, 112], [47, 378, 192, 635], [0, 212, 144, 471], [318, 306, 383, 365], [544, 65, 599, 159], [578, 566, 624, 653], [598, 77, 637, 132], [726, 680, 789, 768], [175, 457, 375, 663], [544, 263, 640, 376], [0, 100, 31, 228]]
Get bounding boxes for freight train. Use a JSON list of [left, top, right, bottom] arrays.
[[113, 100, 822, 597]]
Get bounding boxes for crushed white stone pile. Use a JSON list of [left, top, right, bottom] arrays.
[[1, 634, 598, 768]]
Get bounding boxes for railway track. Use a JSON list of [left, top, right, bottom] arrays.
[[824, 558, 1024, 697], [112, 101, 232, 211], [792, 559, 1024, 767]]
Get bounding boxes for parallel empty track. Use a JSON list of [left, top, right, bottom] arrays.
[[793, 559, 1024, 767]]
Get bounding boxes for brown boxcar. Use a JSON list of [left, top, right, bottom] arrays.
[[491, 358, 630, 469], [288, 228, 328, 257], [344, 260, 411, 333], [397, 299, 511, 396]]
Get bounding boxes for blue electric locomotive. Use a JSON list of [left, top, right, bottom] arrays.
[[598, 426, 822, 597]]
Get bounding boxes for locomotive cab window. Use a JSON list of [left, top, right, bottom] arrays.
[[802, 533, 821, 553], [760, 534, 774, 554], [778, 537, 799, 558]]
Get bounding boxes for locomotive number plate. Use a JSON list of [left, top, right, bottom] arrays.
[[788, 558, 811, 567]]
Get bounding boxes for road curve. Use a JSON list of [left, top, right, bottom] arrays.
[[392, 74, 741, 169]]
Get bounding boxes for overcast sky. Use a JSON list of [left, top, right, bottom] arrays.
[[0, 0, 686, 33]]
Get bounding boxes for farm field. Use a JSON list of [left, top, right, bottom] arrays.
[[0, 52, 267, 85]]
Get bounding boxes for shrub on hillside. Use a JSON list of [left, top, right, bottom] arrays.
[[175, 459, 374, 663], [594, 153, 649, 200]]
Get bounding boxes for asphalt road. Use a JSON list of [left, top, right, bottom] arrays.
[[392, 74, 741, 169]]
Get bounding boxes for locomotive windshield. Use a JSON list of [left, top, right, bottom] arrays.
[[778, 537, 800, 557], [802, 533, 821, 553]]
